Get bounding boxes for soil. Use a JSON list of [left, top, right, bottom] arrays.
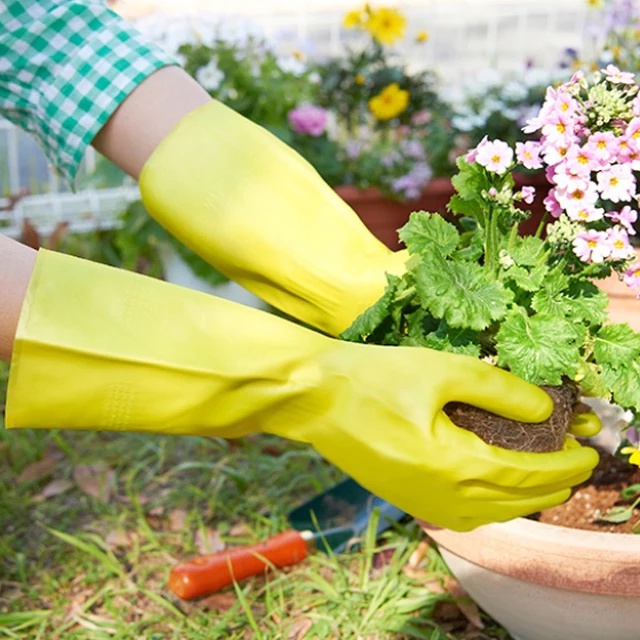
[[444, 384, 577, 453], [534, 445, 640, 534]]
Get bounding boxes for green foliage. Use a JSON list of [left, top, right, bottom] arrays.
[[342, 157, 640, 413]]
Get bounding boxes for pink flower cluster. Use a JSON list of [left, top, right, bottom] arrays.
[[287, 104, 329, 137], [472, 65, 640, 285]]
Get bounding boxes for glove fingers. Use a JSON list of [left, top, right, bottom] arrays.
[[460, 465, 593, 502], [441, 359, 553, 423], [451, 487, 573, 531], [569, 410, 602, 438]]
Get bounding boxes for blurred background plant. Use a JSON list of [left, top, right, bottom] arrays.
[[437, 65, 572, 175], [291, 4, 453, 199], [561, 0, 640, 74]]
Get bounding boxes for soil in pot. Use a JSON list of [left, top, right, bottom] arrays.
[[533, 444, 640, 534]]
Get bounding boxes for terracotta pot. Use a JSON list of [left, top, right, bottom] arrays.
[[335, 172, 551, 251], [334, 178, 454, 251], [421, 518, 640, 640]]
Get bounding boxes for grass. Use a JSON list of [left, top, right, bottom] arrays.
[[0, 361, 512, 639]]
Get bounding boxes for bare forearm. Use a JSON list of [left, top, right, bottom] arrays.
[[92, 66, 211, 179], [0, 235, 37, 361]]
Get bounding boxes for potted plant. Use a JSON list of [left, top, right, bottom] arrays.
[[280, 4, 452, 249], [340, 65, 640, 640]]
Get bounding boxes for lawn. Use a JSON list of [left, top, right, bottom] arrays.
[[0, 361, 512, 639]]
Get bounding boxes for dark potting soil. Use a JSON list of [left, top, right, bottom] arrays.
[[534, 445, 640, 534]]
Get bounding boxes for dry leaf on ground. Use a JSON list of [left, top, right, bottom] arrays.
[[168, 508, 188, 532], [73, 464, 116, 502], [17, 452, 62, 484], [194, 527, 226, 555], [442, 575, 484, 630]]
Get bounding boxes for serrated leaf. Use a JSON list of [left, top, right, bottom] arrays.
[[421, 325, 482, 357], [504, 264, 548, 292], [510, 235, 546, 266], [413, 254, 512, 331], [340, 274, 403, 343], [398, 212, 460, 257], [447, 194, 483, 220], [594, 323, 640, 368], [532, 278, 608, 325], [496, 311, 584, 385], [600, 359, 640, 412]]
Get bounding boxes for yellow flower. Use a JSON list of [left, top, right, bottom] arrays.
[[365, 7, 406, 45], [586, 0, 604, 7], [343, 9, 365, 29], [368, 82, 409, 120], [621, 445, 640, 468], [355, 73, 366, 85], [416, 30, 429, 43]]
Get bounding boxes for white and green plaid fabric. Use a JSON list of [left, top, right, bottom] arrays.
[[0, 0, 177, 185]]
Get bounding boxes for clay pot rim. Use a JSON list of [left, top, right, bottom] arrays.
[[420, 516, 640, 597], [334, 177, 454, 201]]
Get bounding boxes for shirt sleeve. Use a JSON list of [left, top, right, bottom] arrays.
[[0, 0, 178, 186]]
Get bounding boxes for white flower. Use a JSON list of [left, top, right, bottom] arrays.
[[196, 61, 224, 92]]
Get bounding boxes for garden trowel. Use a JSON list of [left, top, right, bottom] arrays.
[[168, 477, 406, 600]]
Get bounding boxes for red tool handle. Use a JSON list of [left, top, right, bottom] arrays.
[[168, 529, 310, 600]]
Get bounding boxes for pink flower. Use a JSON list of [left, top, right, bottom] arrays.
[[543, 189, 564, 218], [519, 186, 535, 204], [573, 229, 611, 263], [602, 64, 636, 85], [596, 164, 636, 202], [606, 227, 635, 261], [515, 141, 543, 170], [567, 205, 604, 223], [585, 131, 617, 164], [555, 180, 599, 214], [287, 104, 328, 137], [475, 139, 513, 174], [624, 262, 640, 288], [606, 205, 638, 235]]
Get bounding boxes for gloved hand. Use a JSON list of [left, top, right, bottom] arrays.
[[6, 250, 599, 531], [138, 100, 407, 337]]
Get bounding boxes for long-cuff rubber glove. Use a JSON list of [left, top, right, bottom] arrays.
[[138, 100, 406, 337], [6, 250, 599, 531]]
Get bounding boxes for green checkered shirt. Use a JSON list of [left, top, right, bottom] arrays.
[[0, 0, 177, 185]]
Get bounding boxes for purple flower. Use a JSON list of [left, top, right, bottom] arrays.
[[287, 104, 328, 137]]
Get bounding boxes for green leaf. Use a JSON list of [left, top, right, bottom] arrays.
[[447, 194, 483, 220], [398, 212, 460, 257], [413, 254, 512, 331], [600, 358, 640, 412], [504, 264, 548, 292], [575, 360, 611, 399], [510, 235, 546, 266], [420, 324, 482, 357], [597, 497, 640, 523], [496, 311, 584, 385], [594, 323, 640, 368], [532, 278, 608, 326]]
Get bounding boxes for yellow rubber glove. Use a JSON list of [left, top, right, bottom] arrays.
[[6, 250, 599, 531], [139, 100, 406, 337]]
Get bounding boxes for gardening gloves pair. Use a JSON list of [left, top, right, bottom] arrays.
[[6, 250, 599, 531], [138, 100, 407, 337]]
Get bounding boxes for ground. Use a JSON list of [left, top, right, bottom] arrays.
[[0, 363, 514, 640]]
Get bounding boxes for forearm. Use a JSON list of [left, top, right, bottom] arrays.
[[0, 235, 37, 361], [92, 66, 211, 180]]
